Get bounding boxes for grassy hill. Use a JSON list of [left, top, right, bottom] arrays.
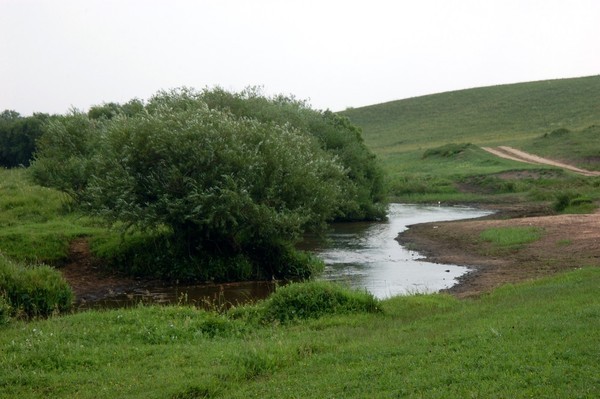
[[341, 75, 600, 203]]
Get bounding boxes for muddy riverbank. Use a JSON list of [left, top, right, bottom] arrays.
[[397, 205, 600, 298]]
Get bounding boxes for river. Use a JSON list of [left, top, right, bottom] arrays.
[[312, 203, 492, 298], [78, 204, 491, 309]]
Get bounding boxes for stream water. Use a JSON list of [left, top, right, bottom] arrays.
[[312, 203, 492, 298], [79, 204, 491, 309]]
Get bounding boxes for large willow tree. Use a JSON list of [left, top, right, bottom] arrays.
[[31, 88, 386, 281]]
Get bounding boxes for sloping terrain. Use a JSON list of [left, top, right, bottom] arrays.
[[482, 146, 600, 176], [343, 75, 600, 152]]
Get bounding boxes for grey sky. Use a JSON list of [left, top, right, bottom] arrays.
[[1, 0, 599, 115]]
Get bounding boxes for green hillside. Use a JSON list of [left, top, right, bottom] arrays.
[[342, 75, 600, 204], [343, 75, 600, 152]]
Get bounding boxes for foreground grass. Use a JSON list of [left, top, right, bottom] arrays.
[[1, 268, 598, 398]]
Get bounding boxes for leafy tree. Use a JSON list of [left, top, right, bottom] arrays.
[[86, 93, 347, 254], [88, 99, 145, 120], [29, 112, 99, 200], [30, 88, 387, 280], [198, 87, 387, 220], [0, 111, 50, 167]]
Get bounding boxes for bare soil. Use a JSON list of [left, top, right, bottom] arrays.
[[398, 207, 600, 298], [481, 146, 600, 176], [60, 239, 146, 304]]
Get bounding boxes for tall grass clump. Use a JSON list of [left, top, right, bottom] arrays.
[[258, 281, 381, 323], [0, 255, 73, 318]]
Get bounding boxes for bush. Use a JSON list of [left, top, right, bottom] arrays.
[[422, 143, 473, 159], [0, 294, 11, 325], [0, 255, 73, 318], [0, 110, 50, 168], [260, 281, 381, 323], [30, 88, 387, 281], [553, 192, 573, 212]]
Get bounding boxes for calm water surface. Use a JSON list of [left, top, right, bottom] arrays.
[[79, 204, 491, 309], [312, 203, 492, 298]]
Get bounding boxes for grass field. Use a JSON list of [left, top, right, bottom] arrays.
[[342, 75, 600, 203], [0, 267, 598, 398], [1, 77, 600, 398]]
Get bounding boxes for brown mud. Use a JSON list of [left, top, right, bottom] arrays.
[[59, 239, 146, 305], [397, 206, 600, 298]]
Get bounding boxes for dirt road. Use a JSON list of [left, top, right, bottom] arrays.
[[481, 146, 600, 177]]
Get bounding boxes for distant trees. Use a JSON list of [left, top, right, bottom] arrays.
[[30, 88, 387, 281], [0, 111, 50, 168]]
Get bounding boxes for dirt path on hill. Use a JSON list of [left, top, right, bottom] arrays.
[[481, 146, 600, 176], [398, 208, 600, 298]]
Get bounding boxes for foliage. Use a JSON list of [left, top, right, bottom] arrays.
[[422, 142, 473, 159], [0, 294, 11, 325], [87, 99, 145, 120], [0, 255, 73, 318], [91, 230, 323, 282], [28, 111, 100, 201], [0, 110, 50, 167], [553, 191, 595, 213], [258, 281, 381, 323], [199, 87, 387, 220], [30, 88, 386, 280]]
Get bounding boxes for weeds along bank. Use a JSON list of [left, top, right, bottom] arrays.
[[0, 268, 597, 398]]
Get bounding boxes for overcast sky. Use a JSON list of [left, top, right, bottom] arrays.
[[1, 0, 599, 116]]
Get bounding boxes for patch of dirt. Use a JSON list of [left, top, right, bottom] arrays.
[[482, 146, 600, 177], [59, 239, 144, 304], [398, 208, 600, 298]]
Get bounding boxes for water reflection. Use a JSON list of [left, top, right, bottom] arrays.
[[77, 280, 277, 311], [78, 204, 491, 309], [312, 204, 491, 298]]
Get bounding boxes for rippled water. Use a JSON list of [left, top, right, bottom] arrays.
[[79, 204, 491, 309], [312, 204, 492, 298]]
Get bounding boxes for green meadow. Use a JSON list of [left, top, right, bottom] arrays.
[[343, 75, 600, 204], [1, 76, 600, 397], [1, 268, 598, 398]]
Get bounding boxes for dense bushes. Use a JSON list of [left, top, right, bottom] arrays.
[[0, 110, 50, 168], [0, 255, 73, 319], [30, 88, 386, 281], [199, 87, 387, 220], [91, 231, 324, 281]]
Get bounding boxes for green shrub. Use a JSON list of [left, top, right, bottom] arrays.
[[422, 143, 473, 159], [261, 281, 381, 323], [0, 294, 11, 325], [553, 192, 574, 212], [0, 255, 73, 318], [92, 231, 322, 282]]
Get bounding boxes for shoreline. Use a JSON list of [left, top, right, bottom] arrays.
[[397, 205, 600, 298]]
